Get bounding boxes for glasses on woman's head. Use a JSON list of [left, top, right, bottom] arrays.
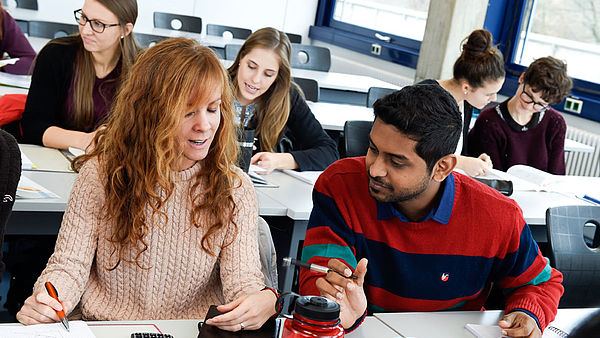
[[74, 9, 120, 33], [520, 85, 549, 112]]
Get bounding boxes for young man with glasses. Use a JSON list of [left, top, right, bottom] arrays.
[[468, 57, 572, 174]]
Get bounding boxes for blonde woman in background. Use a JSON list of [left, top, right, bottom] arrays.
[[228, 27, 338, 174]]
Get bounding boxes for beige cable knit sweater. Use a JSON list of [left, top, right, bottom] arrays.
[[33, 158, 264, 320]]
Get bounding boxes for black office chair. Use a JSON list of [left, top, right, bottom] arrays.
[[343, 120, 373, 158], [291, 44, 331, 72], [153, 12, 202, 33], [28, 21, 77, 39], [285, 32, 302, 44], [15, 0, 38, 10], [135, 33, 168, 49], [224, 43, 242, 61], [366, 87, 396, 107], [546, 205, 600, 308], [0, 130, 21, 285], [206, 24, 251, 39], [15, 19, 28, 34], [293, 77, 319, 102]]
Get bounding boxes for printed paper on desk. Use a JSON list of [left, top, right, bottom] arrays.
[[0, 320, 95, 337], [17, 175, 60, 199]]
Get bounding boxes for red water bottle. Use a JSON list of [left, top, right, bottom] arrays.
[[281, 295, 344, 337]]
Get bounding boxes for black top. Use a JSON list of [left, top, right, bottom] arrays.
[[417, 79, 472, 156], [0, 129, 21, 281], [248, 87, 339, 171], [19, 42, 77, 145]]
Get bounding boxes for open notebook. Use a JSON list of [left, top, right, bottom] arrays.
[[0, 321, 95, 338]]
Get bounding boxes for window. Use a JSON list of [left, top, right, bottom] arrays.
[[311, 0, 430, 67], [513, 0, 600, 84], [485, 0, 600, 122], [332, 0, 430, 41]]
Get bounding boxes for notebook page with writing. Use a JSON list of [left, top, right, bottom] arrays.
[[465, 323, 569, 338], [0, 320, 95, 337]]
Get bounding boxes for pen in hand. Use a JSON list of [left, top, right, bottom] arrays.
[[44, 282, 70, 332], [283, 257, 358, 279]]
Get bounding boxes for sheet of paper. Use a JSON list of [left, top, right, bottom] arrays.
[[0, 57, 19, 67], [282, 169, 322, 185], [17, 175, 60, 199], [68, 147, 85, 157], [0, 320, 95, 338], [21, 150, 34, 169], [465, 324, 508, 338], [0, 72, 31, 88]]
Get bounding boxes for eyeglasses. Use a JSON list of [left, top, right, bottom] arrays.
[[520, 85, 549, 112], [74, 9, 120, 33]]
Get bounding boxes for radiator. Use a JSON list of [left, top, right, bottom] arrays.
[[565, 126, 600, 176]]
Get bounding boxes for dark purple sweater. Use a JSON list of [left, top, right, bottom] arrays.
[[20, 40, 121, 145], [0, 9, 35, 74], [467, 99, 566, 175]]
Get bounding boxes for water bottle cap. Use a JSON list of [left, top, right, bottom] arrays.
[[294, 296, 340, 322]]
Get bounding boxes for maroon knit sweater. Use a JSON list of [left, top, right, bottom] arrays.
[[468, 99, 566, 175]]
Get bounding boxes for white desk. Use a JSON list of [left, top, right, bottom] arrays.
[[308, 101, 374, 131], [0, 316, 398, 338], [374, 308, 598, 338]]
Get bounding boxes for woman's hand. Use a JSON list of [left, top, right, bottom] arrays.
[[16, 291, 72, 325], [251, 152, 298, 174], [204, 289, 277, 331], [456, 154, 493, 177]]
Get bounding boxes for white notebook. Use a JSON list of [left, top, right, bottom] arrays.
[[0, 320, 95, 337]]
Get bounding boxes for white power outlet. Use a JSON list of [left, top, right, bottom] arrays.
[[371, 43, 381, 55], [564, 97, 583, 114]]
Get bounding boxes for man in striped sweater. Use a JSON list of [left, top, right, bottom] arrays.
[[299, 84, 563, 337]]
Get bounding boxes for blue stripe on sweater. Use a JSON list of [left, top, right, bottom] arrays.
[[360, 236, 491, 301], [490, 224, 540, 281], [307, 189, 356, 248]]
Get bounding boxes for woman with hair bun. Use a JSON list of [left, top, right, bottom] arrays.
[[418, 29, 506, 176]]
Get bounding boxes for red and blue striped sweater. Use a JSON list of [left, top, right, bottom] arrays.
[[299, 157, 563, 331]]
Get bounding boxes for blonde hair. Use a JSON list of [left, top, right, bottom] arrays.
[[52, 0, 141, 131], [73, 38, 239, 269], [228, 27, 292, 152]]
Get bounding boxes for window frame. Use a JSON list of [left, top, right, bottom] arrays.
[[310, 0, 423, 68], [485, 0, 600, 122]]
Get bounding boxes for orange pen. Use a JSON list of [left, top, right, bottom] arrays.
[[44, 282, 70, 331]]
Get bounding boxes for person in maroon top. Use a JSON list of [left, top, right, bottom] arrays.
[[18, 0, 141, 150], [0, 3, 36, 74], [468, 57, 572, 175]]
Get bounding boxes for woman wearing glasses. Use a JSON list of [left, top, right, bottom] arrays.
[[468, 57, 572, 175], [18, 0, 141, 150]]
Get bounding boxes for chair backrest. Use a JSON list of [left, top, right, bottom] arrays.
[[0, 130, 21, 282], [366, 87, 396, 107], [206, 24, 251, 39], [135, 33, 168, 49], [343, 120, 373, 158], [546, 205, 600, 307], [153, 12, 202, 33], [15, 19, 28, 35], [28, 21, 78, 39], [257, 217, 278, 289], [291, 44, 331, 72], [293, 77, 319, 102], [285, 32, 302, 44], [224, 44, 242, 61], [15, 0, 38, 10]]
